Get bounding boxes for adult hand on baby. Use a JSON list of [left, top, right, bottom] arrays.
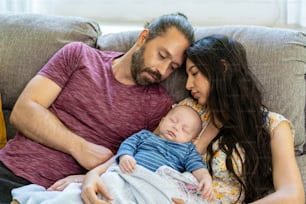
[[197, 177, 215, 201], [172, 198, 185, 204], [47, 174, 84, 191], [81, 169, 113, 204]]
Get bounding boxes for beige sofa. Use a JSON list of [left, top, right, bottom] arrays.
[[0, 13, 305, 201]]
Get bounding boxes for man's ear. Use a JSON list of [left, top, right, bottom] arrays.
[[136, 29, 149, 46]]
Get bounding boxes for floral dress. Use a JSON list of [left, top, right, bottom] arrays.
[[178, 97, 294, 203]]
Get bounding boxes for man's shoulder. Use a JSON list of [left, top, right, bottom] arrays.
[[63, 42, 124, 56]]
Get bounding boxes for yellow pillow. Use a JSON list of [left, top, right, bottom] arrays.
[[0, 94, 7, 148]]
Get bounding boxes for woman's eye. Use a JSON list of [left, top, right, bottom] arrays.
[[191, 71, 198, 76]]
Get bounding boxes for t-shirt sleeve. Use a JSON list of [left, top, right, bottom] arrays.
[[38, 42, 86, 88]]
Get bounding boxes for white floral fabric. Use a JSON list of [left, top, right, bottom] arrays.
[[178, 98, 294, 203]]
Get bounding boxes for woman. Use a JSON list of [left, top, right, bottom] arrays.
[[59, 35, 304, 203], [175, 34, 304, 203]]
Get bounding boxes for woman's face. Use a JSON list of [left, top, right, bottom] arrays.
[[185, 58, 210, 106]]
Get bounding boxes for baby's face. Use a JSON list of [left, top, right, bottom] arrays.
[[158, 106, 201, 143]]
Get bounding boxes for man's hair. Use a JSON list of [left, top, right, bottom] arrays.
[[144, 12, 194, 45]]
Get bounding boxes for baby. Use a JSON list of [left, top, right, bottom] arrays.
[[116, 105, 214, 201]]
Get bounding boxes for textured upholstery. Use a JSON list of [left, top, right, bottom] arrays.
[[98, 26, 306, 152], [0, 13, 101, 139]]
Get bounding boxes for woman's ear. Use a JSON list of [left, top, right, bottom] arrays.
[[136, 29, 149, 46], [219, 59, 228, 72]]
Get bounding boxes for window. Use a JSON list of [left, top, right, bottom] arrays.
[[287, 0, 306, 27], [1, 0, 305, 29]]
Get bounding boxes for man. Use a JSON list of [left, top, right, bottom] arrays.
[[0, 13, 194, 203]]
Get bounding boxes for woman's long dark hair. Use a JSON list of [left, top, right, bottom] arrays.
[[186, 35, 272, 203]]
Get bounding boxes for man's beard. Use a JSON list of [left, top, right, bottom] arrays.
[[131, 46, 162, 86]]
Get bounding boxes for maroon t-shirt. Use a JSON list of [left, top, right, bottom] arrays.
[[0, 42, 175, 187]]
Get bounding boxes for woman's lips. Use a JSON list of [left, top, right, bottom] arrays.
[[191, 91, 199, 99]]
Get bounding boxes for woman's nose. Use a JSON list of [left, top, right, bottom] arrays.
[[185, 76, 193, 90]]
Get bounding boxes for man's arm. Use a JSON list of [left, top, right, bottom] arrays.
[[10, 75, 113, 170]]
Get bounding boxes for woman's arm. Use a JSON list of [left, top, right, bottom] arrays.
[[251, 121, 305, 204], [81, 156, 116, 204], [192, 168, 214, 201], [195, 122, 219, 154]]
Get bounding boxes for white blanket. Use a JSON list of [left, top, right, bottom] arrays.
[[12, 165, 213, 204]]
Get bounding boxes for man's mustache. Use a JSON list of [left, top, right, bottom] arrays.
[[144, 68, 162, 82]]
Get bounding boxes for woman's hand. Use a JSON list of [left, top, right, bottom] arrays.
[[47, 175, 84, 191]]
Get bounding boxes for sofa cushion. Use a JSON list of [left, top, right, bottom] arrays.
[[0, 13, 101, 139], [0, 13, 101, 109], [97, 26, 306, 152]]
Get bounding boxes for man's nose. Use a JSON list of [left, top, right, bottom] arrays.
[[157, 61, 170, 78]]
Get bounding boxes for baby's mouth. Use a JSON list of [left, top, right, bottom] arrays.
[[167, 130, 176, 138]]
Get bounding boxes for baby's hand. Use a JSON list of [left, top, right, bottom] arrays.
[[197, 174, 215, 201], [119, 155, 136, 173]]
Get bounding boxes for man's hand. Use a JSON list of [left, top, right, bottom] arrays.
[[81, 162, 114, 204], [72, 141, 114, 170]]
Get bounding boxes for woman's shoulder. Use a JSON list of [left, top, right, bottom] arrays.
[[178, 98, 210, 122], [264, 110, 295, 137]]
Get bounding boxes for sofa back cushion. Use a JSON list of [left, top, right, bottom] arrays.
[[0, 13, 101, 139], [97, 26, 306, 153]]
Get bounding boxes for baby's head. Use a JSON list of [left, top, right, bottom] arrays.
[[158, 105, 202, 143]]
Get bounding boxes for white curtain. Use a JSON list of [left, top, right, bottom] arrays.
[[287, 0, 306, 27], [0, 0, 32, 13], [0, 0, 305, 28]]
